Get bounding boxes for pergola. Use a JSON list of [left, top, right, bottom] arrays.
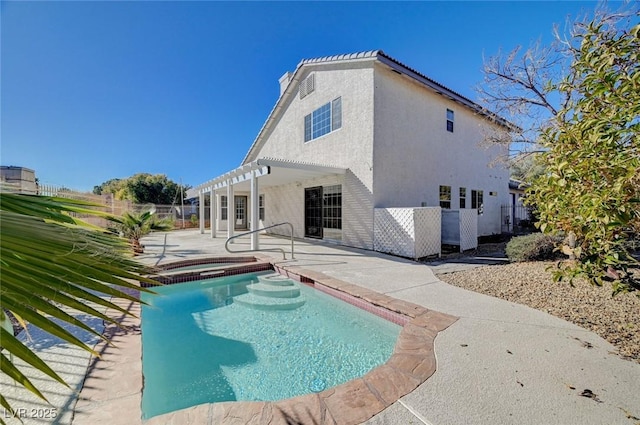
[[191, 158, 346, 250]]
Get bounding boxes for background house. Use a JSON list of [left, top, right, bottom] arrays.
[[503, 178, 534, 234], [190, 51, 511, 255], [0, 166, 37, 194]]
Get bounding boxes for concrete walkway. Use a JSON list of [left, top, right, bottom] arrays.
[[4, 230, 638, 424], [134, 230, 640, 425], [1, 314, 103, 425]]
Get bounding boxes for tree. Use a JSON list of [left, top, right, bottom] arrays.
[[93, 178, 123, 196], [0, 193, 158, 421], [510, 153, 547, 183], [93, 173, 190, 205], [480, 4, 639, 293]]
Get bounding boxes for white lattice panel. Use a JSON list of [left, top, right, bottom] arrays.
[[413, 208, 442, 258], [374, 208, 416, 258], [459, 209, 478, 251], [374, 208, 440, 259]]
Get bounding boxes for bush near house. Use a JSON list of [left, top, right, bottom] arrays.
[[506, 233, 564, 262]]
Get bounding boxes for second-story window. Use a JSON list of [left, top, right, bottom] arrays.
[[446, 109, 454, 132], [304, 97, 342, 142]]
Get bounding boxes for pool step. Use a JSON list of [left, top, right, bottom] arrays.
[[247, 283, 301, 298], [235, 274, 305, 311], [257, 275, 297, 286], [234, 293, 306, 311]]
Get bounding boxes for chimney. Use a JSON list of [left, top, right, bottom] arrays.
[[278, 71, 292, 96]]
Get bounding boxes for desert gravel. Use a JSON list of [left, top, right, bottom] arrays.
[[438, 261, 640, 363]]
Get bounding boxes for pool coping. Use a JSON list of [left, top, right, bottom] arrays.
[[148, 257, 273, 285], [78, 256, 458, 425]]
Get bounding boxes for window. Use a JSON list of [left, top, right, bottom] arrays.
[[471, 190, 484, 215], [220, 195, 228, 220], [304, 97, 342, 142], [460, 187, 466, 209], [259, 195, 265, 221], [322, 185, 342, 230], [446, 109, 454, 132], [439, 185, 451, 209], [235, 197, 245, 223]]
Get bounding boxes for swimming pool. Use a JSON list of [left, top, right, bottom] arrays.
[[141, 271, 401, 419]]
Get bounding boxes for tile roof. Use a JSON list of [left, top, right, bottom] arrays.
[[298, 50, 381, 65], [298, 50, 478, 109]]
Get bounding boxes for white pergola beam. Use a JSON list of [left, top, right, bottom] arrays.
[[226, 180, 234, 242], [198, 191, 205, 234], [210, 186, 216, 238]]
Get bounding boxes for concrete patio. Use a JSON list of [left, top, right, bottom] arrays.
[[3, 229, 639, 424]]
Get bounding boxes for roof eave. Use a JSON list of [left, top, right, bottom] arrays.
[[375, 53, 518, 131], [241, 50, 519, 164]]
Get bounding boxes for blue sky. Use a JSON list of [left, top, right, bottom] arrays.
[[2, 1, 600, 192]]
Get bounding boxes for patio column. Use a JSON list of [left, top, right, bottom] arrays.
[[250, 170, 259, 250], [210, 186, 216, 238], [199, 191, 205, 234], [227, 180, 234, 242]]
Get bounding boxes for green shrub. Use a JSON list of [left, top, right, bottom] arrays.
[[506, 233, 564, 262]]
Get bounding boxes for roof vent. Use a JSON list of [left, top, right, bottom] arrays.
[[299, 73, 315, 99]]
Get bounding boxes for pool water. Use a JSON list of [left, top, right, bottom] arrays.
[[141, 272, 401, 419]]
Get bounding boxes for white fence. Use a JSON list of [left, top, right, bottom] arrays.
[[442, 209, 478, 252], [501, 204, 534, 234], [373, 207, 441, 259], [1, 182, 194, 229]]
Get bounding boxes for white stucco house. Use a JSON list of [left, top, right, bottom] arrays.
[[189, 50, 512, 254]]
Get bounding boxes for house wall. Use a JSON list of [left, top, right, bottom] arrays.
[[261, 174, 344, 239], [237, 59, 510, 246], [372, 64, 510, 236], [247, 62, 377, 249]]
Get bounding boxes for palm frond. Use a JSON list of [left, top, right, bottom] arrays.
[[0, 193, 160, 416]]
